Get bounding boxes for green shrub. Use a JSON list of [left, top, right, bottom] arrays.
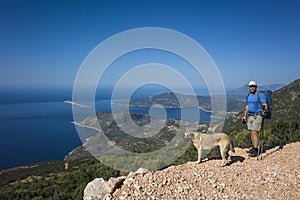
[[230, 130, 252, 148]]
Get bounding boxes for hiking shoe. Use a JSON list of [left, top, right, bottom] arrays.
[[248, 148, 258, 157], [246, 147, 254, 153]]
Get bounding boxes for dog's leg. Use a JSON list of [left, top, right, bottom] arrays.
[[219, 145, 228, 167], [193, 136, 203, 164], [196, 145, 203, 164], [227, 152, 232, 163]]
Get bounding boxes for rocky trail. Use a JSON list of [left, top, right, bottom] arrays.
[[84, 142, 300, 200]]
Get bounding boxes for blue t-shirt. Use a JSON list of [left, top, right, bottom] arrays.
[[246, 93, 266, 113]]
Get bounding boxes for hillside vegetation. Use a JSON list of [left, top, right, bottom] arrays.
[[0, 79, 299, 200], [223, 79, 300, 147]]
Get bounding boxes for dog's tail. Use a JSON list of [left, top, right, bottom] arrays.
[[230, 140, 235, 153]]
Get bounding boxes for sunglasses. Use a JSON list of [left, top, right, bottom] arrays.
[[249, 85, 257, 88]]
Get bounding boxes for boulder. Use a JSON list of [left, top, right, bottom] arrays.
[[83, 178, 107, 200], [83, 168, 149, 199]]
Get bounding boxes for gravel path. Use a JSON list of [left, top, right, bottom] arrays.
[[109, 142, 300, 200]]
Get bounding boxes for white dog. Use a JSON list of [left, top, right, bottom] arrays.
[[185, 132, 235, 166]]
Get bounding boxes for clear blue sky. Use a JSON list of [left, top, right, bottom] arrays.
[[1, 0, 300, 91]]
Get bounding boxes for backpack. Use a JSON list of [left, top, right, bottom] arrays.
[[246, 90, 272, 119], [257, 90, 272, 119]]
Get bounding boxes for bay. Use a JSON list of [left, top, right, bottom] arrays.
[[0, 98, 210, 169]]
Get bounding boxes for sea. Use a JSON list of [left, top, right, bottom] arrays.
[[0, 87, 211, 169]]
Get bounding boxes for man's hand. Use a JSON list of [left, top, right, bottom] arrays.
[[242, 116, 247, 124], [262, 104, 268, 115]]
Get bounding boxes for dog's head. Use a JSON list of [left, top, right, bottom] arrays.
[[198, 124, 208, 133], [184, 131, 195, 139]]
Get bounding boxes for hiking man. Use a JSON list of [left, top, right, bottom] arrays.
[[242, 81, 268, 157]]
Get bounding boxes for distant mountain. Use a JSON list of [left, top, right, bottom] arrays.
[[223, 79, 300, 132], [117, 92, 244, 113], [227, 83, 285, 100]]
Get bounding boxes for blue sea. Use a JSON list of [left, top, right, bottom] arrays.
[[0, 88, 210, 169]]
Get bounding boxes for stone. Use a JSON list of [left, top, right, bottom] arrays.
[[135, 168, 150, 174], [107, 176, 126, 194], [83, 178, 108, 200]]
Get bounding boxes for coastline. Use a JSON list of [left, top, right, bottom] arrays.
[[71, 121, 101, 134], [112, 101, 212, 112], [64, 100, 92, 108]]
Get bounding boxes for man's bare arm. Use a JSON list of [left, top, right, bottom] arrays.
[[242, 104, 248, 122]]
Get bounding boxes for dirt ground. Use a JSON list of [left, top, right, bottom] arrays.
[[110, 142, 300, 200]]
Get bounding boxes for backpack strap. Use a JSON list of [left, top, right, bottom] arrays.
[[257, 92, 267, 118], [247, 92, 264, 109], [246, 93, 250, 103], [247, 92, 262, 106], [257, 92, 262, 107]]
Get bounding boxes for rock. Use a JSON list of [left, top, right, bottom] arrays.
[[83, 168, 150, 199], [134, 184, 142, 190], [64, 162, 69, 170], [135, 168, 150, 174], [124, 168, 150, 185], [83, 178, 108, 200], [107, 176, 126, 194], [123, 177, 134, 186], [84, 176, 126, 200]]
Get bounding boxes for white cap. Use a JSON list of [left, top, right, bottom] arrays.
[[248, 81, 257, 86]]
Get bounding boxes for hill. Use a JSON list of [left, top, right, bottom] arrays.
[[0, 156, 121, 200], [117, 92, 245, 113], [1, 79, 298, 200], [84, 142, 300, 200], [70, 111, 194, 158], [223, 79, 300, 132], [227, 83, 285, 100]]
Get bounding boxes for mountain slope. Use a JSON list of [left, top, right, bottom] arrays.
[[125, 92, 244, 112], [223, 79, 300, 132], [227, 83, 285, 100], [85, 142, 300, 200], [271, 79, 300, 121]]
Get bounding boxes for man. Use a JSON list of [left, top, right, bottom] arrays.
[[242, 81, 268, 157]]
